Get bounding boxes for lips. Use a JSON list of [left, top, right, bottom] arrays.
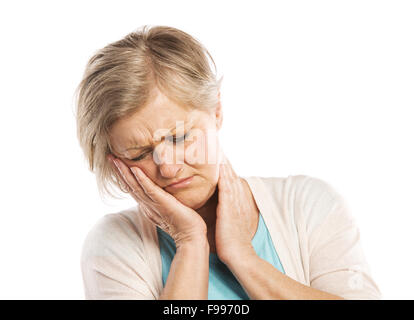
[[165, 176, 194, 188]]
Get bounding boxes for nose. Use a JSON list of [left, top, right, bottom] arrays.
[[153, 142, 184, 179], [159, 163, 183, 179]]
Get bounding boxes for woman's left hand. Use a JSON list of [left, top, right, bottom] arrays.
[[215, 155, 259, 264]]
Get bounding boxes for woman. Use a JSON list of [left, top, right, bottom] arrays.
[[76, 25, 381, 300]]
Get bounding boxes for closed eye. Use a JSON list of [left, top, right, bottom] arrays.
[[165, 132, 188, 144], [131, 132, 189, 162], [131, 153, 149, 162]]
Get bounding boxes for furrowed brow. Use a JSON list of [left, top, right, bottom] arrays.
[[123, 121, 189, 152]]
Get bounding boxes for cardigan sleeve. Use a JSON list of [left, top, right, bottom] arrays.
[[299, 176, 382, 300], [80, 213, 156, 300]]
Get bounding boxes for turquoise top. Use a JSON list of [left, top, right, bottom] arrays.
[[156, 212, 285, 299]]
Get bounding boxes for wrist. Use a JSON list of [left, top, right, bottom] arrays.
[[176, 236, 209, 252], [219, 244, 256, 266]]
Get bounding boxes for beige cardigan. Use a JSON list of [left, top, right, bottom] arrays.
[[81, 174, 382, 300]]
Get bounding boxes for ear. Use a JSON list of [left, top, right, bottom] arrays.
[[215, 91, 223, 130]]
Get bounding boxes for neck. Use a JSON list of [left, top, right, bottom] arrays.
[[196, 185, 219, 231]]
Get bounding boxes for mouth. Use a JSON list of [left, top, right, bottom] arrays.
[[164, 176, 195, 189]]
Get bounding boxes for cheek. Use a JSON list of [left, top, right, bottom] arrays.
[[125, 160, 146, 173], [184, 129, 221, 165], [206, 132, 220, 164], [127, 162, 159, 183], [195, 163, 220, 189]]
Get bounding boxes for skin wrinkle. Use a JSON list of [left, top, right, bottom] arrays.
[[78, 25, 377, 299], [106, 86, 347, 301], [125, 119, 194, 154], [109, 87, 229, 244], [111, 112, 198, 160]]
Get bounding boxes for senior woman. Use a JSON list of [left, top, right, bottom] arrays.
[[76, 25, 381, 300]]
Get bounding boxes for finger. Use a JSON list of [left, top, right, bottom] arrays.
[[219, 153, 237, 179], [107, 155, 132, 192], [220, 162, 235, 185], [106, 153, 115, 163], [112, 158, 146, 199], [224, 159, 238, 180], [108, 157, 166, 224], [115, 168, 133, 193], [218, 164, 231, 193], [139, 203, 164, 227], [130, 166, 165, 202], [109, 157, 129, 189], [219, 161, 243, 197]]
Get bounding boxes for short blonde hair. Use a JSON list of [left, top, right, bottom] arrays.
[[74, 25, 223, 200]]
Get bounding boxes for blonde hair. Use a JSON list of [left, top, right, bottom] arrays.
[[74, 25, 222, 201]]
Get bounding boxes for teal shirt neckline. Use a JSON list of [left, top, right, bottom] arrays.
[[157, 212, 285, 299]]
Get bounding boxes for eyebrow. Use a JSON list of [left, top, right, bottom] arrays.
[[123, 122, 188, 152]]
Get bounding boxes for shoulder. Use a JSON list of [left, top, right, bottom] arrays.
[[80, 205, 160, 299], [251, 175, 381, 299], [80, 205, 150, 269], [251, 174, 350, 232], [256, 174, 343, 201]]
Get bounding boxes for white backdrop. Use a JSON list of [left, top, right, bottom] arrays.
[[0, 0, 412, 299]]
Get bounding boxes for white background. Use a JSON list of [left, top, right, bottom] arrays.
[[0, 0, 412, 299]]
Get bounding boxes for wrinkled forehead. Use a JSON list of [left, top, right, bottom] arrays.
[[110, 106, 203, 137], [108, 106, 211, 157]]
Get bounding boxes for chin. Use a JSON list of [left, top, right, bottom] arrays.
[[171, 187, 210, 210]]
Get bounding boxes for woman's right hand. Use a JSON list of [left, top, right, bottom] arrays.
[[107, 154, 208, 248]]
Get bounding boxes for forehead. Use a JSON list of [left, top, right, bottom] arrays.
[[109, 90, 208, 155], [111, 91, 199, 137]]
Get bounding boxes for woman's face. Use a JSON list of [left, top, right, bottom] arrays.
[[109, 88, 223, 210]]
